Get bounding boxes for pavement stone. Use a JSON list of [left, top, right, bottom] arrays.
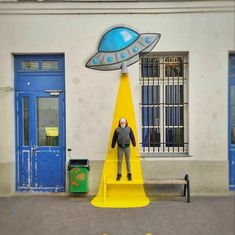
[[0, 195, 234, 235]]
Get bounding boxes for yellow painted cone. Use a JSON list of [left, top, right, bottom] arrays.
[[91, 74, 150, 208]]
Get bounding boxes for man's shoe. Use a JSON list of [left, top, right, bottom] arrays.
[[116, 174, 121, 181], [127, 173, 132, 181]]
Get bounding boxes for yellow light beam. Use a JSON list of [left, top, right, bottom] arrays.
[[91, 74, 150, 208]]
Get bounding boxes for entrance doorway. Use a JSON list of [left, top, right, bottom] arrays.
[[228, 53, 235, 191], [15, 55, 65, 192]]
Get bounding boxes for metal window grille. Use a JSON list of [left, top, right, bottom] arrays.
[[139, 52, 188, 153]]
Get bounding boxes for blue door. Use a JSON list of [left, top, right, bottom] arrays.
[[15, 55, 65, 192], [228, 54, 235, 191]]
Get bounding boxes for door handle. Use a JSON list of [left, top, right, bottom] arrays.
[[31, 145, 38, 155]]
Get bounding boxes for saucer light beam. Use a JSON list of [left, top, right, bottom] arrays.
[[86, 26, 161, 208]]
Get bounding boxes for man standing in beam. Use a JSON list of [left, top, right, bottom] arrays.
[[111, 117, 136, 181]]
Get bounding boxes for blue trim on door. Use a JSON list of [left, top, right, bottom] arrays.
[[228, 54, 235, 191], [15, 54, 66, 192]]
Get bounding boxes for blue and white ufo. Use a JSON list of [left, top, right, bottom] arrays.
[[86, 27, 161, 71]]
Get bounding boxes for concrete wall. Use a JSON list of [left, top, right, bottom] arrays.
[[0, 1, 234, 196]]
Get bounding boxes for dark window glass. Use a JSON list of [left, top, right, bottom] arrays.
[[165, 85, 184, 104], [142, 85, 160, 105], [142, 128, 160, 147], [140, 53, 188, 153], [230, 86, 235, 105], [229, 55, 235, 79], [22, 61, 39, 70], [166, 128, 184, 147], [42, 61, 59, 70], [165, 107, 184, 126], [231, 107, 235, 126], [165, 57, 184, 77], [142, 107, 160, 126], [231, 127, 235, 145], [37, 98, 59, 146], [141, 58, 160, 77]]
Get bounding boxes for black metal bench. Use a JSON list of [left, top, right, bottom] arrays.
[[144, 174, 190, 203]]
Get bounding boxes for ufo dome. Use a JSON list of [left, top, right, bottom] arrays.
[[98, 27, 139, 52]]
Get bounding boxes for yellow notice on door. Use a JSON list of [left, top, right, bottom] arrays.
[[45, 127, 59, 137]]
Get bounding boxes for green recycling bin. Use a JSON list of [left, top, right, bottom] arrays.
[[68, 159, 90, 193]]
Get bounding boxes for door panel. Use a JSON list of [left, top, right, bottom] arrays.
[[229, 54, 235, 190], [229, 149, 235, 189], [33, 93, 65, 190], [16, 93, 32, 190], [36, 151, 63, 187], [19, 150, 31, 188], [16, 92, 65, 192], [229, 83, 235, 190]]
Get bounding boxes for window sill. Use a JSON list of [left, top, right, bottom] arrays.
[[140, 152, 192, 159]]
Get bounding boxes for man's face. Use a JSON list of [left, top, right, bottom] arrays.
[[120, 119, 126, 128]]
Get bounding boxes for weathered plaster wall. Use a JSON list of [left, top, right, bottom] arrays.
[[0, 1, 234, 196]]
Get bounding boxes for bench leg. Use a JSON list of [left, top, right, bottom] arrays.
[[187, 181, 190, 203], [185, 174, 190, 203]]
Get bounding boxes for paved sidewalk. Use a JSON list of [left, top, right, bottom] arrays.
[[0, 195, 234, 235]]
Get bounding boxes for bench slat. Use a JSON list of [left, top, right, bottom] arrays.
[[103, 175, 190, 203], [144, 179, 187, 185]]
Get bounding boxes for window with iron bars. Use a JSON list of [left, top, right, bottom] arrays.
[[139, 52, 188, 153]]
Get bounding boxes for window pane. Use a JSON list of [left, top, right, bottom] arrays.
[[42, 61, 59, 70], [165, 106, 184, 126], [165, 56, 184, 77], [22, 61, 39, 70], [229, 55, 235, 79], [142, 128, 160, 147], [165, 85, 184, 104], [231, 127, 235, 144], [142, 107, 160, 126], [142, 85, 160, 105], [140, 53, 188, 153], [37, 98, 59, 146], [166, 128, 184, 147], [23, 97, 29, 146], [231, 106, 235, 126], [141, 58, 160, 77]]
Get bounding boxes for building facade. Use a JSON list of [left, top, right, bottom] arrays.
[[0, 0, 234, 196]]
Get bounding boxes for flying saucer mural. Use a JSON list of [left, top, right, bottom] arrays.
[[86, 26, 161, 71]]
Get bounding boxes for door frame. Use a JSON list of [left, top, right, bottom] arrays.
[[14, 54, 66, 192], [228, 79, 235, 191]]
